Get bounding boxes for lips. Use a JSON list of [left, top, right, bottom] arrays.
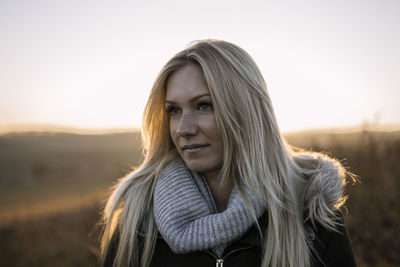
[[182, 144, 209, 152]]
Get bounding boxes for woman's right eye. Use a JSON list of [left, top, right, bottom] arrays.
[[166, 105, 181, 116]]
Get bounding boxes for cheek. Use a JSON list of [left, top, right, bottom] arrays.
[[202, 117, 222, 145], [169, 120, 179, 147], [210, 128, 222, 145], [213, 130, 224, 154]]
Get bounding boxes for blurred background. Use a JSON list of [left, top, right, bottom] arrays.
[[0, 0, 399, 266]]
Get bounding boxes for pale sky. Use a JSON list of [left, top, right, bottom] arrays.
[[1, 0, 399, 132]]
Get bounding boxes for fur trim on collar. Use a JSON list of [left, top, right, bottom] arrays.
[[294, 152, 352, 230]]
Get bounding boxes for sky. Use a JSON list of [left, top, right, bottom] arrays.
[[1, 0, 399, 133]]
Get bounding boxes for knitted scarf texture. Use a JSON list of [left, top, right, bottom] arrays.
[[153, 159, 265, 256]]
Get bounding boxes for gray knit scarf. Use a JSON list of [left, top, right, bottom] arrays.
[[153, 159, 265, 256]]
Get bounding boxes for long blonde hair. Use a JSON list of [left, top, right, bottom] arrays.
[[100, 39, 349, 267]]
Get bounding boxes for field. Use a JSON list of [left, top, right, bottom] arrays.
[[0, 130, 399, 266]]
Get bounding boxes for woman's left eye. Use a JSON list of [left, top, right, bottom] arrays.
[[198, 102, 213, 112]]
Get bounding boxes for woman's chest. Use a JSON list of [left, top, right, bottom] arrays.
[[150, 238, 262, 267]]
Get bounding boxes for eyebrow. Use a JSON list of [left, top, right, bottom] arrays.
[[165, 93, 211, 104]]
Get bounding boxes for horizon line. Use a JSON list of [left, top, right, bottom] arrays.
[[1, 122, 400, 135]]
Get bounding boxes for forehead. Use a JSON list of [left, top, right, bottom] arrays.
[[166, 64, 209, 100]]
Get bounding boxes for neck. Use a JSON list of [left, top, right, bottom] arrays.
[[203, 170, 233, 212]]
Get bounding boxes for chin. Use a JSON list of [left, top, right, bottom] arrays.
[[182, 157, 221, 174]]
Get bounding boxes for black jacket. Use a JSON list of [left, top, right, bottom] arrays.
[[103, 159, 356, 267], [103, 213, 356, 267]]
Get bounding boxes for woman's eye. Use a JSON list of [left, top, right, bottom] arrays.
[[166, 106, 180, 116], [198, 102, 213, 112]]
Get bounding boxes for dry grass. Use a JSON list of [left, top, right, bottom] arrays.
[[0, 204, 101, 267], [0, 130, 399, 266]]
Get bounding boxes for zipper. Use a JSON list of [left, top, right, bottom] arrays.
[[205, 245, 254, 267]]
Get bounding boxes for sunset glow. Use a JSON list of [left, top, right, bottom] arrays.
[[1, 0, 399, 133]]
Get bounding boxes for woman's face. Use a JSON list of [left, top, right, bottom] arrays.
[[166, 64, 223, 179]]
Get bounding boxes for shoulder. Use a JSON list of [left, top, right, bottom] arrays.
[[102, 228, 148, 267], [102, 229, 120, 267], [244, 211, 356, 267], [307, 211, 356, 267], [295, 152, 356, 266]]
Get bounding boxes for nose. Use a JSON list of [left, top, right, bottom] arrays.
[[176, 113, 197, 137]]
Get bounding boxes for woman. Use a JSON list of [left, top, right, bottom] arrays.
[[100, 39, 356, 267]]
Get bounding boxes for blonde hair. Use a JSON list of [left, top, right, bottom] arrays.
[[100, 39, 349, 267]]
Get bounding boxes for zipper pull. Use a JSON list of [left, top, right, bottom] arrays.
[[216, 258, 224, 267]]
